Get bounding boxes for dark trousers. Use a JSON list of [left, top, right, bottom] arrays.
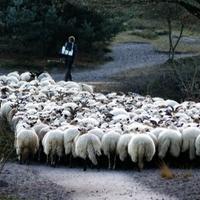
[[64, 57, 74, 81]]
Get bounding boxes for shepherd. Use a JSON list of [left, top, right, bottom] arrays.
[[63, 36, 77, 81]]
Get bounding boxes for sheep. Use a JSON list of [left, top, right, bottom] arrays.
[[128, 134, 155, 171], [63, 127, 81, 166], [42, 129, 64, 166], [158, 129, 182, 159], [79, 83, 93, 93], [195, 134, 200, 157], [7, 71, 20, 80], [117, 134, 133, 162], [75, 133, 101, 171], [20, 72, 35, 82], [101, 131, 120, 169], [15, 129, 39, 164], [7, 107, 18, 130], [33, 123, 50, 161], [182, 127, 200, 160], [88, 128, 105, 140], [0, 102, 17, 120], [37, 72, 52, 82], [149, 127, 166, 139]]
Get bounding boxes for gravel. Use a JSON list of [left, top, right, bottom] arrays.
[[1, 163, 200, 200], [0, 163, 72, 200]]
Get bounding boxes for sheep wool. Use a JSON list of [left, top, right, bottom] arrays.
[[182, 127, 200, 160], [15, 129, 39, 163], [101, 131, 120, 169], [63, 127, 80, 158], [75, 133, 101, 168], [128, 134, 155, 171], [42, 129, 64, 166], [195, 134, 200, 156], [117, 134, 133, 162], [158, 129, 182, 159]]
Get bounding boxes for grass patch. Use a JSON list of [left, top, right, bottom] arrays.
[[130, 29, 158, 40], [114, 30, 200, 54], [0, 117, 15, 174], [0, 196, 18, 200], [115, 17, 200, 54], [111, 55, 200, 102]]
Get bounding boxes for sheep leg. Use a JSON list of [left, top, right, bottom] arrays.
[[26, 153, 31, 165], [113, 153, 117, 170], [83, 159, 87, 171], [189, 141, 195, 160], [138, 159, 144, 172], [38, 146, 41, 162], [96, 156, 100, 171], [46, 154, 49, 166], [50, 153, 54, 167], [69, 154, 72, 168], [53, 154, 57, 168], [108, 153, 111, 169], [19, 154, 23, 165]]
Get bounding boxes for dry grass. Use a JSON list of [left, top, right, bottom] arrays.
[[159, 160, 175, 180], [158, 160, 193, 180]]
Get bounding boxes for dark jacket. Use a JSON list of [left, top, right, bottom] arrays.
[[65, 42, 77, 60]]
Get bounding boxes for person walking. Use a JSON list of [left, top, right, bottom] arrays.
[[64, 36, 77, 81]]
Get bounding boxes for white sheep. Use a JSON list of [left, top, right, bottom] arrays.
[[88, 128, 105, 140], [158, 129, 182, 159], [195, 134, 200, 157], [42, 129, 64, 166], [20, 72, 34, 82], [182, 127, 200, 160], [33, 123, 50, 160], [63, 127, 81, 166], [117, 134, 133, 162], [7, 71, 20, 80], [75, 133, 101, 171], [128, 134, 155, 171], [149, 127, 166, 139], [15, 129, 39, 164], [79, 83, 93, 93], [0, 102, 16, 120], [101, 131, 120, 169]]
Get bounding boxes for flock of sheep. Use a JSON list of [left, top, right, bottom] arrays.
[[1, 71, 200, 171]]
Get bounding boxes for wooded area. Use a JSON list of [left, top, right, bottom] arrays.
[[0, 0, 199, 58], [0, 0, 124, 57]]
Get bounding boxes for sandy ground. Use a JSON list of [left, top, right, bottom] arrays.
[[1, 162, 200, 200]]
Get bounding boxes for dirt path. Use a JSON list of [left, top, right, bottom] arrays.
[[31, 165, 200, 200], [50, 42, 193, 82], [2, 163, 200, 200]]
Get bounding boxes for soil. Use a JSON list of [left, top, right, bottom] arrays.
[[1, 163, 200, 200]]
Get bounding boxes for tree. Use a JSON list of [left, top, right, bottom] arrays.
[[145, 2, 186, 61], [0, 0, 123, 57], [80, 0, 200, 20]]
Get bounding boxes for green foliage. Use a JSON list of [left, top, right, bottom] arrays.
[[0, 0, 122, 57]]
